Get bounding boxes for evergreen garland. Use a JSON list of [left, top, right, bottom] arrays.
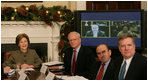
[[2, 5, 75, 60]]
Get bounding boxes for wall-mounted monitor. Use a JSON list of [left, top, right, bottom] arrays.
[[74, 10, 144, 48]]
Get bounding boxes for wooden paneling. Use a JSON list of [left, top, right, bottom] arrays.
[[86, 1, 141, 10], [86, 1, 93, 10], [93, 1, 109, 10], [118, 1, 134, 9], [109, 1, 117, 10]]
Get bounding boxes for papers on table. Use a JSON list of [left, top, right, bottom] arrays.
[[7, 68, 34, 76], [56, 75, 88, 80], [17, 69, 29, 80], [18, 72, 27, 80], [40, 65, 48, 74], [18, 69, 25, 75], [42, 61, 64, 67], [45, 71, 55, 80], [42, 61, 64, 73], [8, 69, 15, 76], [25, 68, 34, 71], [16, 68, 34, 72]]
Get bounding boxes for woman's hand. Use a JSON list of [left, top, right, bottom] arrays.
[[21, 64, 34, 69], [28, 65, 34, 68], [21, 64, 30, 69], [4, 66, 10, 73]]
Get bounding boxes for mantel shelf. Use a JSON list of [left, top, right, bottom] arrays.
[[1, 21, 65, 61], [1, 21, 65, 26]]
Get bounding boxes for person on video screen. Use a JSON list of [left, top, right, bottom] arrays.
[[117, 26, 137, 37], [85, 24, 106, 37]]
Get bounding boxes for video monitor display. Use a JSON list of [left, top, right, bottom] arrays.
[[75, 10, 143, 48]]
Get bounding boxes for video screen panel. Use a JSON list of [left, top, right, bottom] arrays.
[[78, 11, 142, 47]]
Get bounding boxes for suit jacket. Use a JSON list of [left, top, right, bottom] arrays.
[[88, 59, 116, 80], [85, 30, 106, 37], [114, 53, 147, 80], [3, 49, 42, 69], [63, 45, 95, 79]]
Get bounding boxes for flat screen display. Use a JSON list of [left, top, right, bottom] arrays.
[[75, 10, 143, 48]]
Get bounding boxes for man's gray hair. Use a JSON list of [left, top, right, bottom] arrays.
[[68, 31, 81, 38]]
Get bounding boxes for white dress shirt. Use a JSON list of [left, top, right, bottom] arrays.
[[71, 45, 81, 71], [120, 56, 133, 78]]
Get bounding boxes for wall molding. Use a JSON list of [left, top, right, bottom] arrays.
[[1, 21, 65, 61]]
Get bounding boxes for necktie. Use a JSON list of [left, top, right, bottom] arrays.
[[72, 49, 76, 74], [119, 61, 127, 80], [96, 63, 105, 80]]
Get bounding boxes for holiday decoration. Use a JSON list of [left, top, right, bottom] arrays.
[[1, 5, 75, 60]]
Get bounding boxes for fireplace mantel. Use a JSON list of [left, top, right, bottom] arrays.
[[1, 21, 65, 61]]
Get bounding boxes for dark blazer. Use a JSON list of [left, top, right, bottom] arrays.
[[85, 30, 106, 37], [114, 53, 147, 80], [63, 45, 95, 79], [88, 59, 116, 80]]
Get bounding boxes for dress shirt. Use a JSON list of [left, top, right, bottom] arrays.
[[120, 56, 133, 78], [92, 31, 98, 37], [71, 45, 81, 71], [96, 58, 111, 79]]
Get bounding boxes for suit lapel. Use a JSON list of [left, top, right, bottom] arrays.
[[103, 59, 112, 79], [69, 48, 73, 61], [114, 56, 123, 80], [75, 46, 83, 68], [95, 62, 102, 79], [68, 48, 73, 70], [124, 54, 136, 80], [90, 31, 93, 36]]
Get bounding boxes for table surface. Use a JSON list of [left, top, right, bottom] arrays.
[[2, 70, 46, 80], [1, 69, 65, 80]]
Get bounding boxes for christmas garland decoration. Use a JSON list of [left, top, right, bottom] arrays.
[[2, 5, 75, 59]]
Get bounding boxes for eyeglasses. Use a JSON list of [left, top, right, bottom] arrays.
[[69, 38, 79, 42]]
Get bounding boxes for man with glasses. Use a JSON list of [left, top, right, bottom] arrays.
[[85, 24, 106, 37], [63, 31, 95, 79]]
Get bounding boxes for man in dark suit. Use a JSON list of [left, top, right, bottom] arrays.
[[63, 31, 95, 79], [88, 44, 116, 80], [114, 33, 147, 80], [85, 24, 106, 37]]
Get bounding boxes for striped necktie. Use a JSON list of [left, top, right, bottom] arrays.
[[96, 63, 105, 80], [119, 61, 127, 80]]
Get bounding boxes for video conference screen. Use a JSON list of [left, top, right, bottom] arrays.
[[77, 11, 142, 47]]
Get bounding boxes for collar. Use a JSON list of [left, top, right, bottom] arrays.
[[73, 44, 81, 52], [123, 56, 133, 65], [103, 58, 111, 65]]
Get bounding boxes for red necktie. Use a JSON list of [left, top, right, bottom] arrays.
[[96, 63, 105, 80], [72, 49, 76, 73]]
